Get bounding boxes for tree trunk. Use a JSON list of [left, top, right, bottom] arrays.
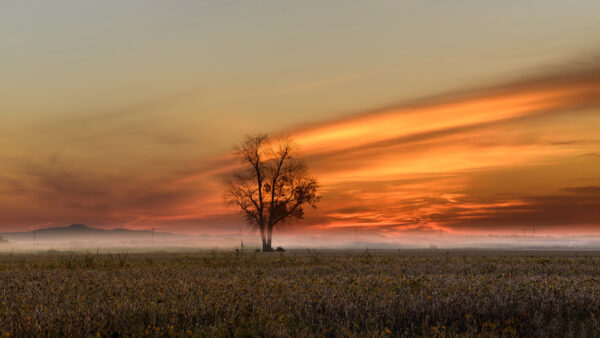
[[266, 224, 273, 251], [260, 224, 271, 252]]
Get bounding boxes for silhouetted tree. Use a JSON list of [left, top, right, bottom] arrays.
[[225, 133, 320, 252]]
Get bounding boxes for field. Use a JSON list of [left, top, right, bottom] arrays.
[[1, 249, 600, 337]]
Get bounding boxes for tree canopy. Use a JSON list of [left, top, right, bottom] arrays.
[[225, 133, 320, 251]]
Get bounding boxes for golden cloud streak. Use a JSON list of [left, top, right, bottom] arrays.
[[255, 69, 600, 233], [178, 68, 600, 235], [292, 80, 599, 155]]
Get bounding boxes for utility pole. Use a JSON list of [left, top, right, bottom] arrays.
[[355, 229, 358, 249], [33, 230, 36, 245], [151, 228, 154, 247]]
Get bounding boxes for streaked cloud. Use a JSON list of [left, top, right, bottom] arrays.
[[1, 65, 599, 235]]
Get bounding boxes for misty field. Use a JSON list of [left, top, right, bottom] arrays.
[[1, 250, 600, 337]]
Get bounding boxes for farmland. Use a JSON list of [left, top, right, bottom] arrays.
[[0, 249, 599, 337]]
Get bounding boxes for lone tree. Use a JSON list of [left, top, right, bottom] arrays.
[[225, 133, 320, 252]]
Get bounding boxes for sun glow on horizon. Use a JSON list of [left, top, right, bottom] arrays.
[[170, 70, 600, 235]]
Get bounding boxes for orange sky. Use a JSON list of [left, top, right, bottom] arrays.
[[181, 69, 600, 236], [30, 67, 593, 237], [2, 67, 599, 236], [1, 66, 599, 236], [1, 2, 599, 237]]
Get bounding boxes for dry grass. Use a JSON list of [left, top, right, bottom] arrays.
[[1, 249, 599, 337]]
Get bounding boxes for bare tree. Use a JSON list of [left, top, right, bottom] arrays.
[[225, 133, 320, 252]]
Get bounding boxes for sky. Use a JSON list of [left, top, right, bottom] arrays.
[[1, 1, 599, 237]]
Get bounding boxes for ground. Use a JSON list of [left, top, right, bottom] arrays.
[[0, 249, 599, 337]]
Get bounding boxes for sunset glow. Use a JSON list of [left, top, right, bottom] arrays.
[[155, 70, 600, 236], [1, 2, 599, 239]]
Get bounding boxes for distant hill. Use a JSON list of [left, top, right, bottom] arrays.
[[0, 224, 186, 243]]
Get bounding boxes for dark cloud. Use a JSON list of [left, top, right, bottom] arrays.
[[433, 190, 600, 232], [563, 186, 600, 195], [0, 157, 204, 230], [400, 225, 447, 234]]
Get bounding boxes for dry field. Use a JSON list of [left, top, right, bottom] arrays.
[[1, 249, 599, 337]]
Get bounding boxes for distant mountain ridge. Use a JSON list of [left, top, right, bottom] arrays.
[[0, 224, 185, 242]]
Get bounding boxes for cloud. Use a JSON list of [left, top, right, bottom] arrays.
[[435, 190, 600, 232], [563, 186, 600, 195], [284, 65, 600, 155], [81, 90, 199, 123], [1, 63, 599, 235], [267, 66, 600, 234]]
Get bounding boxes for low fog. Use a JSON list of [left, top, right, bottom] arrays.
[[2, 224, 600, 252]]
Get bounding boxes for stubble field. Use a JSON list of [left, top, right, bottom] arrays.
[[1, 249, 599, 337]]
